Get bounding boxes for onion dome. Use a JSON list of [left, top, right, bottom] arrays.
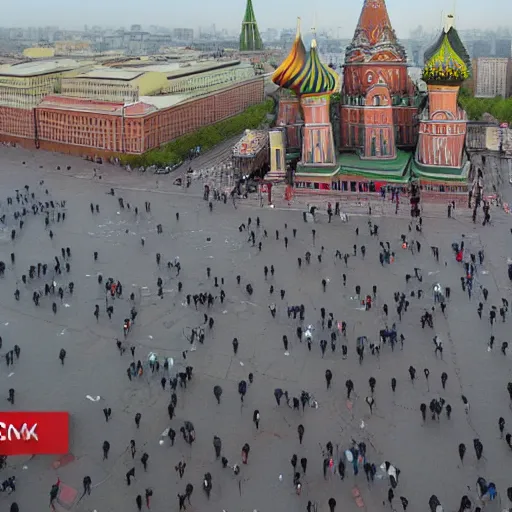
[[296, 39, 339, 95], [423, 15, 471, 84], [272, 18, 307, 92]]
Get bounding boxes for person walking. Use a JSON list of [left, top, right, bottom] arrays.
[[102, 440, 110, 460], [213, 436, 222, 458], [458, 443, 466, 463], [241, 443, 250, 464], [252, 410, 260, 429], [126, 468, 135, 486], [82, 476, 92, 496], [346, 379, 354, 399], [325, 369, 333, 389], [298, 424, 305, 444]]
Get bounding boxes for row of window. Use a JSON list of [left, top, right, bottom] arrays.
[[0, 82, 262, 153], [294, 181, 467, 194], [421, 124, 465, 135], [346, 125, 415, 147], [0, 111, 34, 137], [62, 83, 138, 100], [167, 70, 254, 94], [420, 184, 467, 193], [0, 76, 58, 88], [145, 89, 257, 150]]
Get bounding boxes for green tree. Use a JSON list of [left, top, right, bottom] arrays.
[[120, 100, 274, 168], [459, 88, 512, 124]]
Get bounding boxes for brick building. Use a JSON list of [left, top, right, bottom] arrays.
[[3, 77, 263, 157], [0, 58, 265, 158], [0, 59, 93, 141]]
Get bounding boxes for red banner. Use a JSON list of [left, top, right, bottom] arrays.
[[0, 412, 69, 455]]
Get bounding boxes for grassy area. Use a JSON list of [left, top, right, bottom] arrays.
[[120, 99, 275, 168], [459, 87, 512, 124]]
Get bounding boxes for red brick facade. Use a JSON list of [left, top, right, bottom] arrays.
[[340, 0, 418, 155], [0, 78, 264, 157], [416, 84, 467, 168], [275, 96, 302, 149], [341, 65, 418, 152], [0, 107, 36, 140]]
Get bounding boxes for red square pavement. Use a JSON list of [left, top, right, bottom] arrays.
[[57, 483, 78, 510]]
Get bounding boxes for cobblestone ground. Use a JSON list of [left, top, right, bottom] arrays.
[[0, 145, 512, 512]]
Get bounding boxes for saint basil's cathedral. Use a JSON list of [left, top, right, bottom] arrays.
[[267, 0, 472, 206]]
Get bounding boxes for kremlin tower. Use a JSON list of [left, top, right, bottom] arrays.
[[341, 0, 418, 158], [239, 0, 263, 52]]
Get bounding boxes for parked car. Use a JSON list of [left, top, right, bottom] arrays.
[[154, 161, 183, 175]]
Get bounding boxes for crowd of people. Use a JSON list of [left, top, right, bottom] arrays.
[[0, 163, 510, 512]]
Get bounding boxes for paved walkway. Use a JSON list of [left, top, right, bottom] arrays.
[[0, 144, 511, 512]]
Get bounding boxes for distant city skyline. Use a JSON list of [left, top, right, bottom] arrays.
[[4, 0, 512, 37]]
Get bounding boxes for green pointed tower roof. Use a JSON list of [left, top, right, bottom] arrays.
[[239, 0, 263, 52]]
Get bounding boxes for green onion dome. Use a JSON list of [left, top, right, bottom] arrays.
[[296, 39, 339, 95], [423, 16, 471, 84]]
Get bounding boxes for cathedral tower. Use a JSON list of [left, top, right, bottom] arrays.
[[416, 14, 471, 169], [273, 31, 339, 168], [341, 0, 418, 157]]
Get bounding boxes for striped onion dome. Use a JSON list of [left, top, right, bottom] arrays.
[[297, 39, 339, 95], [271, 18, 307, 92]]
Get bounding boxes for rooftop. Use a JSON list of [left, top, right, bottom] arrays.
[[73, 68, 146, 81], [0, 59, 91, 77], [121, 62, 187, 73], [296, 150, 412, 180], [139, 94, 191, 109], [111, 60, 243, 79], [163, 60, 245, 79], [37, 95, 125, 114], [37, 94, 161, 116], [410, 159, 469, 181]]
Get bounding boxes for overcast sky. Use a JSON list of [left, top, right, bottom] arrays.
[[5, 0, 512, 36]]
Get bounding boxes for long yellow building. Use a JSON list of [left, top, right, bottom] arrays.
[[61, 69, 169, 103], [0, 59, 93, 108]]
